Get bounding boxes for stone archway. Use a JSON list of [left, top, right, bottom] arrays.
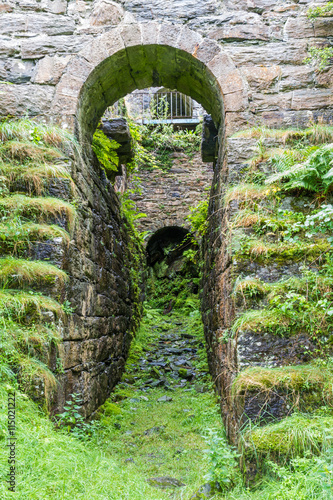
[[48, 21, 247, 419], [50, 22, 248, 144]]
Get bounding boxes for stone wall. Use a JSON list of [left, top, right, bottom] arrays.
[[55, 150, 144, 417], [0, 0, 332, 133], [41, 149, 144, 418], [1, 0, 333, 431], [127, 152, 213, 235]]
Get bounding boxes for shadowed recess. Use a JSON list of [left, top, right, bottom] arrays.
[[146, 226, 192, 266]]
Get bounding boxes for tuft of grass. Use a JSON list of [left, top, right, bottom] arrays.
[[233, 124, 333, 145], [0, 118, 78, 150], [0, 222, 70, 249], [0, 290, 64, 320], [233, 276, 268, 298], [231, 209, 261, 228], [0, 140, 62, 163], [242, 238, 330, 261], [0, 162, 73, 195], [232, 364, 333, 398], [225, 184, 274, 205], [0, 257, 68, 285], [241, 413, 333, 462], [232, 309, 289, 335], [0, 195, 76, 230]]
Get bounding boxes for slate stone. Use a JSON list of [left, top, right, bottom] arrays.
[[147, 476, 185, 489]]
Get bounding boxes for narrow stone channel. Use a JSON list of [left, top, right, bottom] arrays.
[[98, 307, 226, 499]]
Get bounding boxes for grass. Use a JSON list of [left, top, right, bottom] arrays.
[[225, 184, 273, 205], [232, 364, 333, 399], [233, 276, 268, 298], [0, 257, 68, 285], [240, 238, 330, 261], [231, 309, 289, 335], [0, 140, 63, 163], [0, 306, 228, 500], [0, 162, 73, 195], [0, 118, 79, 151], [241, 413, 333, 462], [0, 195, 76, 230], [0, 222, 70, 249], [0, 290, 63, 320], [232, 124, 333, 145], [231, 209, 261, 228]]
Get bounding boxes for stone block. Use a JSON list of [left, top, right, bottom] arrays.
[[223, 90, 249, 113], [0, 83, 55, 116], [280, 65, 314, 91], [241, 65, 281, 92], [225, 42, 308, 66], [0, 13, 75, 36], [120, 23, 142, 47], [314, 17, 333, 37], [0, 36, 18, 57], [141, 21, 161, 45], [90, 0, 124, 26], [196, 38, 221, 65], [122, 0, 217, 21], [0, 2, 13, 12], [157, 23, 182, 47], [291, 89, 333, 110], [64, 56, 93, 82], [17, 0, 67, 13], [177, 26, 203, 55], [208, 20, 269, 42], [207, 51, 237, 81], [2, 59, 35, 83], [283, 16, 315, 39], [21, 35, 91, 59], [217, 69, 245, 96], [250, 92, 293, 113], [315, 67, 333, 88], [54, 72, 85, 99], [32, 55, 71, 84]]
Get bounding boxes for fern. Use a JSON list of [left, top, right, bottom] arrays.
[[266, 143, 333, 194], [92, 129, 120, 176]]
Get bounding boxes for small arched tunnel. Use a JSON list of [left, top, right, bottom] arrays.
[[75, 43, 224, 149], [146, 226, 193, 267]]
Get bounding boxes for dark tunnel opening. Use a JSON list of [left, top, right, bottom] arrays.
[[146, 226, 195, 267]]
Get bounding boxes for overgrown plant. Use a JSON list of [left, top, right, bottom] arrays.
[[92, 129, 120, 177]]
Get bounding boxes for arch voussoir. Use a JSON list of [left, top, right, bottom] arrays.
[[50, 21, 247, 135]]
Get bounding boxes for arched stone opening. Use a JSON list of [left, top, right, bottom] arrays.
[[47, 21, 247, 421], [76, 44, 224, 151], [146, 226, 191, 267], [51, 22, 247, 145]]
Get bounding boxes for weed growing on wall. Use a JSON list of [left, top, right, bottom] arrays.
[[306, 3, 333, 70], [92, 128, 120, 177]]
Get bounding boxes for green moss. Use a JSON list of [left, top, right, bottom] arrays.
[[232, 364, 333, 399], [236, 238, 330, 264], [98, 401, 123, 416], [242, 414, 333, 462]]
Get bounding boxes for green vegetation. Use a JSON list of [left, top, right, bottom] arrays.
[[0, 118, 76, 399], [126, 119, 201, 172], [223, 123, 333, 496], [306, 2, 333, 70], [92, 129, 120, 178], [227, 124, 333, 343]]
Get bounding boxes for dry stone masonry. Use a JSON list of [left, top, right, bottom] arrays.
[[127, 152, 213, 235], [1, 0, 333, 435]]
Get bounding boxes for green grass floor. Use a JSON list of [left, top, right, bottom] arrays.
[[1, 307, 333, 499]]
